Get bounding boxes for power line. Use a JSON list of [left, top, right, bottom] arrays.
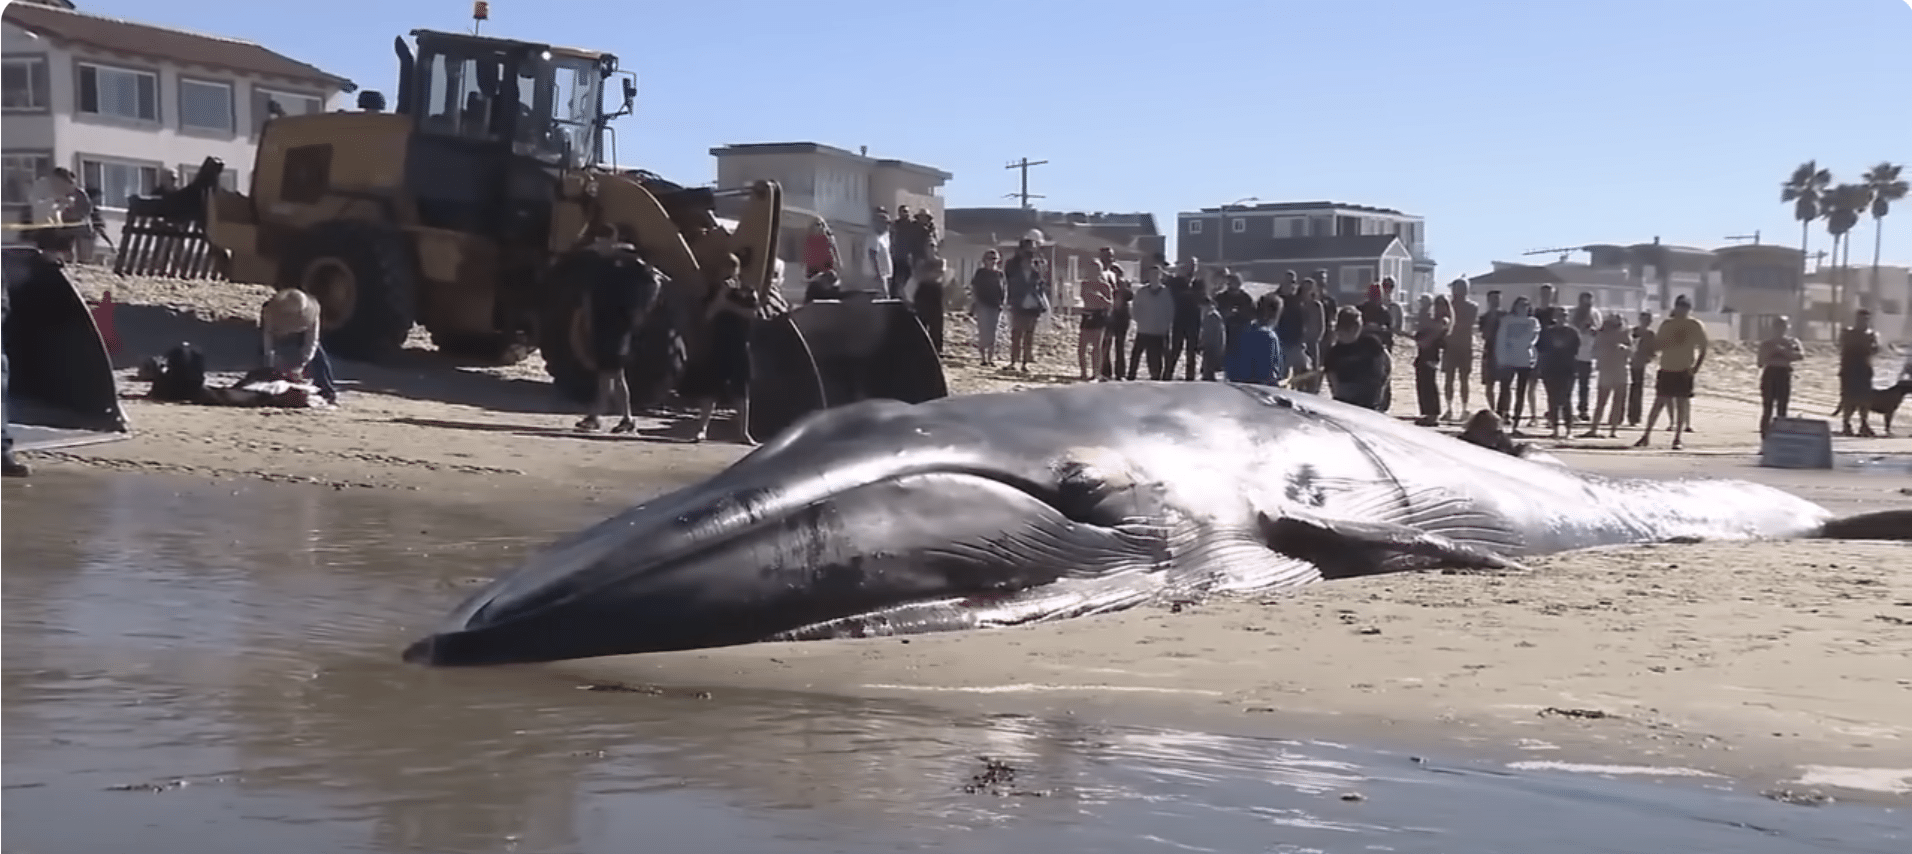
[[1004, 157, 1049, 209]]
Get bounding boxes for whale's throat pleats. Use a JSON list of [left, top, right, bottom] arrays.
[[1251, 480, 1532, 579]]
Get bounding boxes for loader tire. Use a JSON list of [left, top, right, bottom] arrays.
[[280, 221, 416, 362]]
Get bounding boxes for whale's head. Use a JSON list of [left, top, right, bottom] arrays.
[[402, 399, 1187, 667]]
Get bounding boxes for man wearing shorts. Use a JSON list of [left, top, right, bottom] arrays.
[[1441, 277, 1479, 421], [1633, 295, 1707, 450]]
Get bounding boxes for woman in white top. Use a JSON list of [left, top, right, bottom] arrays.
[[1493, 296, 1540, 430]]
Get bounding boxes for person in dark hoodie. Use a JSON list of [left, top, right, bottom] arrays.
[[1163, 259, 1206, 381], [1323, 306, 1390, 410], [1535, 306, 1582, 438]]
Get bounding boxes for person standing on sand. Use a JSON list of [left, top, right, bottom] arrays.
[[1569, 292, 1601, 421], [1126, 268, 1174, 380], [1626, 311, 1658, 426], [1076, 257, 1114, 381], [1535, 307, 1581, 438], [680, 255, 758, 445], [863, 213, 893, 295], [1478, 289, 1505, 413], [1003, 234, 1051, 373], [1412, 295, 1452, 427], [1493, 296, 1540, 431], [968, 249, 1006, 367], [1163, 259, 1205, 382], [1582, 312, 1631, 439], [1835, 308, 1881, 437], [1225, 293, 1285, 386], [3, 280, 27, 477], [258, 288, 339, 405], [1633, 295, 1707, 450], [574, 225, 658, 434], [1756, 316, 1804, 437], [1442, 278, 1480, 421], [1102, 262, 1133, 380], [1197, 293, 1227, 382]]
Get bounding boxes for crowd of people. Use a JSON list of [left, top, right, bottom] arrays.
[[947, 255, 1909, 449]]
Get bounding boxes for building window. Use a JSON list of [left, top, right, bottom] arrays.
[[1340, 265, 1375, 290], [3, 58, 50, 111], [253, 87, 324, 133], [1187, 219, 1203, 234], [77, 62, 159, 122], [2, 152, 53, 208], [78, 157, 162, 209], [1230, 218, 1246, 234], [178, 78, 235, 133], [1308, 215, 1332, 237]]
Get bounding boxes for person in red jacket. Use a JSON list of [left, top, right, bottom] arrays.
[[803, 216, 839, 279]]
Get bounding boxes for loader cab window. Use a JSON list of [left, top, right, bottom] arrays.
[[534, 57, 605, 169], [420, 52, 506, 141]]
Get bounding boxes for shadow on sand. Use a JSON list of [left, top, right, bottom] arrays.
[[390, 408, 722, 446], [111, 304, 563, 414]]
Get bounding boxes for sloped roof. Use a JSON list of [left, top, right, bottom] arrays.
[[3, 4, 355, 92]]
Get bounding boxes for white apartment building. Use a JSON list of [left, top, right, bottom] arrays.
[[709, 141, 952, 280], [2, 0, 353, 241]]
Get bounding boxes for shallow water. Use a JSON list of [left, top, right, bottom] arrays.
[[3, 471, 1907, 854]]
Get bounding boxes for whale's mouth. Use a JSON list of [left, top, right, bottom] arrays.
[[403, 468, 1170, 667]]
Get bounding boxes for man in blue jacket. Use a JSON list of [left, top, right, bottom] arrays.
[[1225, 294, 1285, 386]]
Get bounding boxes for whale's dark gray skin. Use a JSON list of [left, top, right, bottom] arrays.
[[403, 382, 1908, 667]]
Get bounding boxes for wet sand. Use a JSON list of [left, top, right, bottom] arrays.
[[12, 268, 1912, 800]]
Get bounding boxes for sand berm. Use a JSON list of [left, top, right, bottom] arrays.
[[17, 267, 1912, 802]]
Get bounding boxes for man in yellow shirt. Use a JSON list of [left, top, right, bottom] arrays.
[[1633, 295, 1707, 450]]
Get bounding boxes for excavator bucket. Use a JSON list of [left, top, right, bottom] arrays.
[[3, 247, 131, 452], [746, 297, 948, 442]]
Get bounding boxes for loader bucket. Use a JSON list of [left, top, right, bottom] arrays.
[[745, 297, 948, 442], [112, 157, 228, 280], [3, 247, 131, 452]]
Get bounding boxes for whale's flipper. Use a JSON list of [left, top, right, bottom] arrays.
[[1256, 511, 1530, 580], [1817, 509, 1912, 541]]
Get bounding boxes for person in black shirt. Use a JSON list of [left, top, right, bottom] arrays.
[[1102, 262, 1133, 379], [1163, 259, 1206, 381], [680, 255, 759, 445], [1323, 306, 1390, 410], [575, 225, 659, 434], [1213, 272, 1255, 364], [1535, 307, 1582, 437]]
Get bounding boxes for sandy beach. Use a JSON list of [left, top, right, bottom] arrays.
[[12, 268, 1912, 800]]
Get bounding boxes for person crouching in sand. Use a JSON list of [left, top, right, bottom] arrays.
[[258, 288, 339, 405]]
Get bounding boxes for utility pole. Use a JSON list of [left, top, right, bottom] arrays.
[[1004, 157, 1049, 209]]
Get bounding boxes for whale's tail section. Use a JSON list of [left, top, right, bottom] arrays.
[[1816, 509, 1912, 541]]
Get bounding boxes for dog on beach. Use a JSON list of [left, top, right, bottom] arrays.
[[1830, 378, 1912, 436]]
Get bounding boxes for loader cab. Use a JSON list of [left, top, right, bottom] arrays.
[[406, 30, 618, 169], [393, 30, 630, 241]]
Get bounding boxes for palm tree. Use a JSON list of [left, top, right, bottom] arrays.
[[1861, 162, 1909, 310], [1780, 161, 1832, 322], [1821, 183, 1871, 322]]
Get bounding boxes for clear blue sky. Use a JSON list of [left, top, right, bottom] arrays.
[[83, 0, 1912, 277]]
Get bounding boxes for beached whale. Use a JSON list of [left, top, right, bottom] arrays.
[[402, 382, 1908, 667]]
